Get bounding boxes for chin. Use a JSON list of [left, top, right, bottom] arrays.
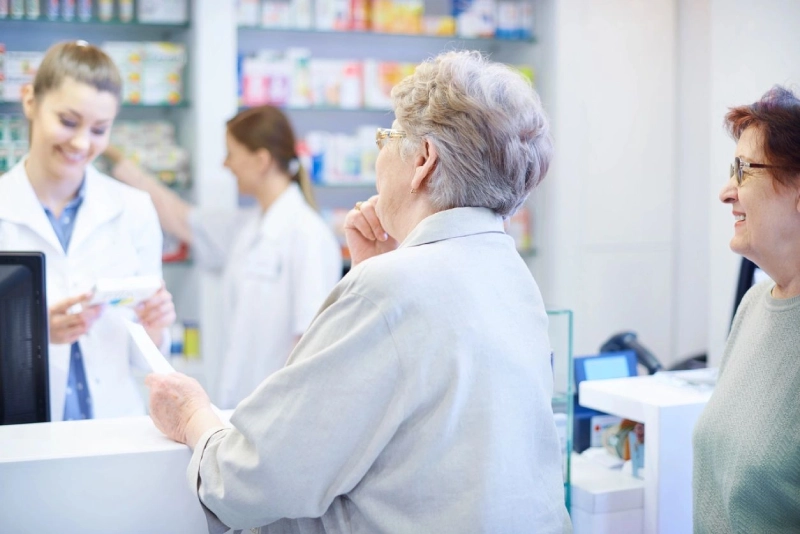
[[53, 163, 87, 181]]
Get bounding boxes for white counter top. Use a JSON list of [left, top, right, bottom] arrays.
[[579, 371, 713, 422], [0, 414, 231, 534], [0, 415, 185, 462]]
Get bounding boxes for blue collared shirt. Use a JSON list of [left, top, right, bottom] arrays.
[[42, 178, 87, 252], [41, 178, 93, 420]]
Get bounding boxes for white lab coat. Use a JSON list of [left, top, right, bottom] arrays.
[[0, 160, 164, 421], [190, 183, 342, 409]]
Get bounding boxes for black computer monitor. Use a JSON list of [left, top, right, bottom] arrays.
[[0, 252, 50, 425]]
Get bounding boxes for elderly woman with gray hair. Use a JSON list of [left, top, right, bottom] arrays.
[[147, 50, 572, 534]]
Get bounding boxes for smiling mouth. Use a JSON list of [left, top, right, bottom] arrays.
[[734, 214, 746, 222], [59, 148, 87, 163]]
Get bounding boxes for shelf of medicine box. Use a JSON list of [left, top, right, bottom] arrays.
[[240, 104, 393, 113], [0, 18, 189, 29], [0, 101, 190, 110], [237, 25, 536, 44], [163, 259, 193, 267], [312, 181, 377, 189]]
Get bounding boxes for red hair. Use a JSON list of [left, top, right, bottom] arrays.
[[724, 86, 800, 187]]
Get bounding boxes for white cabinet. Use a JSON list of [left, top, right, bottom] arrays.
[[579, 371, 713, 534]]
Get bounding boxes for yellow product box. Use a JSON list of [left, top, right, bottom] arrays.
[[422, 15, 455, 36], [141, 42, 186, 105], [103, 42, 144, 104]]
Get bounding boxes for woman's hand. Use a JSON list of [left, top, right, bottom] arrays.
[[103, 145, 124, 167], [145, 373, 218, 446], [344, 195, 399, 267], [48, 293, 104, 345], [136, 284, 176, 347]]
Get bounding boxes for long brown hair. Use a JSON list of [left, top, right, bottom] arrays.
[[226, 106, 316, 209]]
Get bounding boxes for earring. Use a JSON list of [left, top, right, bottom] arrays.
[[410, 188, 418, 194]]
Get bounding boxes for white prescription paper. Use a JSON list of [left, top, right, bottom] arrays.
[[126, 319, 176, 374], [125, 319, 230, 424]]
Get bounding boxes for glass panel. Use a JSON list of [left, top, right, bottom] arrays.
[[547, 309, 574, 511]]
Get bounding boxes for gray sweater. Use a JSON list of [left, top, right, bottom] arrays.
[[693, 281, 800, 533]]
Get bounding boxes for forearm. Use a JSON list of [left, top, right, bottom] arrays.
[[112, 160, 195, 244]]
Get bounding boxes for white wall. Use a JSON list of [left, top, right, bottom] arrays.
[[535, 0, 679, 365], [674, 0, 711, 361], [706, 0, 800, 365]]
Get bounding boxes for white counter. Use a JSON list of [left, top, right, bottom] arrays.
[[579, 371, 713, 534], [571, 452, 644, 534], [0, 415, 216, 533]]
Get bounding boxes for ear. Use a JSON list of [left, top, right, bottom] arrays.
[[410, 139, 438, 192], [255, 148, 274, 173], [21, 84, 36, 121]]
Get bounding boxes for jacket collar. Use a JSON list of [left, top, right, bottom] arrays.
[[0, 159, 124, 254], [258, 182, 305, 240], [400, 207, 506, 249]]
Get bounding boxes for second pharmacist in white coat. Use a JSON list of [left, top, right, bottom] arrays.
[[106, 106, 342, 409]]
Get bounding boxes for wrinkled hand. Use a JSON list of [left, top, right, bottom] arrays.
[[49, 293, 104, 345], [343, 195, 399, 267], [146, 372, 211, 444], [136, 284, 176, 345]]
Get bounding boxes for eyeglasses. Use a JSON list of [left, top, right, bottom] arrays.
[[729, 156, 780, 186], [375, 128, 406, 150]]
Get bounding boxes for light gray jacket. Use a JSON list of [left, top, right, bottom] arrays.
[[188, 207, 572, 534]]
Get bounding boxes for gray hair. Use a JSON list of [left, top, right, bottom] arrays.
[[391, 50, 552, 217]]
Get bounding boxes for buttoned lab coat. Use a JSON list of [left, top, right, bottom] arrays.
[[189, 183, 342, 409], [189, 207, 572, 534], [0, 160, 164, 421]]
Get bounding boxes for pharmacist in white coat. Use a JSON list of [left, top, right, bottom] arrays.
[[107, 105, 342, 409], [146, 51, 571, 533], [0, 42, 175, 421]]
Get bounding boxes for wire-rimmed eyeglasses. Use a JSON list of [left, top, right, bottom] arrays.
[[375, 128, 406, 150]]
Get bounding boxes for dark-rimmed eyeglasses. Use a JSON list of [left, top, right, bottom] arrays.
[[729, 156, 780, 186], [375, 128, 406, 150]]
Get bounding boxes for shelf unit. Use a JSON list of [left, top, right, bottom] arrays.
[[1, 1, 540, 396], [0, 8, 199, 327], [236, 14, 539, 257]]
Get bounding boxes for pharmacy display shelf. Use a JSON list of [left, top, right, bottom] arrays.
[[237, 25, 536, 44], [0, 101, 189, 109], [240, 105, 393, 113], [0, 18, 189, 29], [313, 181, 377, 189]]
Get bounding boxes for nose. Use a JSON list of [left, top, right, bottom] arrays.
[[69, 128, 91, 152], [719, 175, 737, 204]]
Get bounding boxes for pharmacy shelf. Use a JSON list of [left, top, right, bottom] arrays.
[[240, 105, 392, 113], [313, 182, 377, 189], [0, 101, 188, 108], [0, 18, 189, 29], [163, 260, 193, 268], [237, 25, 535, 44]]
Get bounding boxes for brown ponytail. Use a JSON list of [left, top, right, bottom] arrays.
[[226, 105, 317, 209]]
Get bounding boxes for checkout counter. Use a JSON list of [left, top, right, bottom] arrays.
[[0, 414, 224, 533], [574, 370, 714, 534]]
